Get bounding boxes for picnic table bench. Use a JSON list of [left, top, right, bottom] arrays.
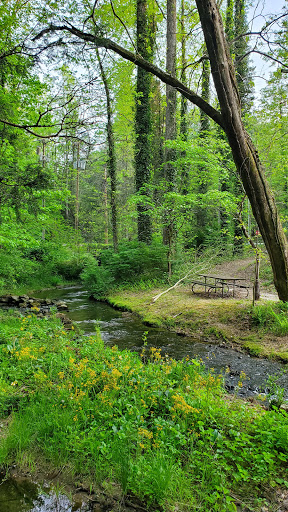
[[191, 274, 249, 298]]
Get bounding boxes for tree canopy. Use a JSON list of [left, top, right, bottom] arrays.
[[1, 0, 288, 298]]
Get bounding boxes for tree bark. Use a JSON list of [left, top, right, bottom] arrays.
[[180, 0, 189, 195], [135, 0, 153, 244], [163, 0, 177, 255], [165, 0, 177, 190], [97, 50, 118, 251], [195, 0, 288, 300], [196, 54, 210, 248]]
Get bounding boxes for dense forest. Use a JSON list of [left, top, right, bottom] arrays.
[[1, 2, 288, 511], [1, 0, 288, 298]]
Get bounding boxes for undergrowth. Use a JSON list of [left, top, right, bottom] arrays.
[[0, 311, 287, 511], [248, 302, 288, 335]]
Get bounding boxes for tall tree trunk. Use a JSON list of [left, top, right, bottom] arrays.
[[233, 0, 253, 255], [225, 0, 234, 43], [135, 0, 153, 244], [195, 0, 288, 301], [97, 50, 118, 251], [163, 0, 177, 257], [234, 0, 254, 113], [180, 0, 189, 195], [165, 0, 177, 191], [75, 142, 79, 233], [104, 167, 109, 246], [41, 142, 46, 241], [224, 0, 244, 256], [196, 55, 210, 248]]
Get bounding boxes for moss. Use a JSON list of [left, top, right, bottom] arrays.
[[243, 342, 262, 357], [204, 326, 230, 342]]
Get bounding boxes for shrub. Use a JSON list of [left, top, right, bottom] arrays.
[[249, 302, 288, 336], [100, 241, 167, 283], [1, 312, 288, 511], [80, 263, 115, 299]]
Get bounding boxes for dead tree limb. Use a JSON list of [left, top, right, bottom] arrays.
[[151, 270, 194, 303]]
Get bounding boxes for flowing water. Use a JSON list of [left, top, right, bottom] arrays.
[[1, 285, 287, 511], [36, 286, 288, 399]]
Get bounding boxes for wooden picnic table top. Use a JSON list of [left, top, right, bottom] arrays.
[[198, 274, 247, 282]]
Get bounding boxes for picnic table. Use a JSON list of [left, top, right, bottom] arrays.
[[191, 274, 249, 297]]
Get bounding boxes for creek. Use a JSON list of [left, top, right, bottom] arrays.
[[36, 286, 288, 399]]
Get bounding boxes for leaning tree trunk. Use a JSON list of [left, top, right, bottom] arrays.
[[195, 0, 288, 301]]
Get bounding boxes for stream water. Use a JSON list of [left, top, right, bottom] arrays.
[[0, 473, 90, 512], [1, 285, 287, 511], [36, 285, 288, 399]]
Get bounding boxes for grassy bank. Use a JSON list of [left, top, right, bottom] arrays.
[[107, 287, 288, 362], [0, 310, 288, 511]]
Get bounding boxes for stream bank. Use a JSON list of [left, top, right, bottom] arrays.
[[33, 286, 288, 401], [107, 286, 288, 362]]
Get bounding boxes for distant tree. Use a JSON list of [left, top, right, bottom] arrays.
[[97, 50, 118, 251], [234, 0, 254, 113]]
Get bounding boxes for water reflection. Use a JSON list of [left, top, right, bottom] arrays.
[[0, 475, 89, 512]]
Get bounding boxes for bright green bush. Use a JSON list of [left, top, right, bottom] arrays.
[[249, 302, 288, 335], [0, 206, 93, 292], [80, 241, 168, 298], [100, 241, 167, 282], [80, 264, 115, 299]]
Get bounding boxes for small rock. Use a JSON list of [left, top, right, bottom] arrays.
[[56, 301, 69, 311], [0, 296, 10, 303], [19, 302, 28, 308]]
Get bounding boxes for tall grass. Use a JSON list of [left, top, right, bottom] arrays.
[[249, 302, 288, 335]]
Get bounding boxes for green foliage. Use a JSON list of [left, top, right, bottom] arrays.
[[249, 302, 288, 336], [101, 242, 167, 281], [0, 207, 92, 292], [80, 264, 115, 299], [0, 311, 287, 511], [264, 373, 286, 410], [81, 241, 168, 298]]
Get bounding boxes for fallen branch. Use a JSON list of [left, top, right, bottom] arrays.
[[151, 270, 194, 303]]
